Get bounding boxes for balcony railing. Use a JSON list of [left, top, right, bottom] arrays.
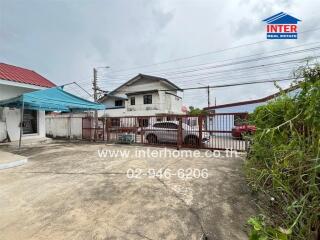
[[127, 103, 162, 112]]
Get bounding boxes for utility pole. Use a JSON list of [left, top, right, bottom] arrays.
[[93, 68, 98, 140], [198, 83, 211, 108], [93, 68, 98, 103], [207, 85, 210, 108], [92, 66, 109, 140]]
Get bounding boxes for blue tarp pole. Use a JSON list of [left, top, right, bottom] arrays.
[[19, 97, 24, 149]]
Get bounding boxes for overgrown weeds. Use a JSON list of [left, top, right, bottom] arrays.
[[245, 63, 320, 240]]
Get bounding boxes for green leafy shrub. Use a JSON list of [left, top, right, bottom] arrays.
[[245, 64, 320, 239]]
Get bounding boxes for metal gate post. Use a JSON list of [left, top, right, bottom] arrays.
[[177, 117, 182, 150], [139, 118, 144, 144], [102, 117, 105, 141], [81, 117, 84, 140], [135, 117, 137, 143], [106, 118, 110, 142], [198, 115, 203, 148]]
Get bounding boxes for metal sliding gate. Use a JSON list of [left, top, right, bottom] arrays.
[[82, 113, 250, 151]]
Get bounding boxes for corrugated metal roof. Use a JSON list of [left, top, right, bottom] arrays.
[[0, 63, 56, 88], [0, 87, 105, 111], [203, 85, 300, 110]]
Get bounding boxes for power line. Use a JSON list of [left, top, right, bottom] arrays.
[[104, 41, 320, 78], [73, 43, 319, 94], [75, 42, 320, 87], [160, 56, 315, 81], [79, 62, 299, 86], [150, 46, 320, 77], [181, 77, 299, 91], [95, 76, 297, 94], [93, 48, 319, 87], [76, 60, 306, 93], [96, 56, 315, 86], [106, 27, 320, 74], [73, 82, 92, 97]]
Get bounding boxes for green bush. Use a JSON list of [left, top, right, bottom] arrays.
[[245, 64, 320, 239]]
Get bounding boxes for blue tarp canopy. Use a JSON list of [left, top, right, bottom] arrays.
[[0, 87, 105, 111]]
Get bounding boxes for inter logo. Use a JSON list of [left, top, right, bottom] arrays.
[[263, 12, 301, 39]]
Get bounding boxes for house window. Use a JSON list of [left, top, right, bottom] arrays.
[[143, 95, 152, 104], [23, 109, 38, 134], [130, 97, 135, 105], [115, 100, 123, 107]]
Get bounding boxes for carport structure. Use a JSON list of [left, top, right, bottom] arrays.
[[0, 87, 105, 147]]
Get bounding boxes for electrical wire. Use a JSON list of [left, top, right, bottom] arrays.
[[103, 41, 320, 78], [95, 56, 315, 86], [105, 27, 320, 74]]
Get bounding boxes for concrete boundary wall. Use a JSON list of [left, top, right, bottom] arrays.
[[46, 115, 85, 139], [0, 121, 7, 142]]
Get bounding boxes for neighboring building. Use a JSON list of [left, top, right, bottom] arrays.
[[98, 74, 183, 117], [0, 63, 56, 142], [202, 86, 300, 136], [204, 85, 300, 114]]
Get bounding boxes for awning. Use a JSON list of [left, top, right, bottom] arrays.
[[0, 87, 105, 111]]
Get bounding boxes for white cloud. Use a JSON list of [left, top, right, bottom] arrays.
[[0, 0, 319, 107]]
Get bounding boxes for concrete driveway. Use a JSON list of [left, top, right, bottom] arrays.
[[0, 142, 255, 240]]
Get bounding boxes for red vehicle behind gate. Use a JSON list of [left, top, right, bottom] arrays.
[[231, 124, 256, 138]]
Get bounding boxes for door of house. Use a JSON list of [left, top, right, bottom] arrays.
[[23, 109, 38, 134]]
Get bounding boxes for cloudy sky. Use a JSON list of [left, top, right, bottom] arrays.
[[1, 0, 319, 108]]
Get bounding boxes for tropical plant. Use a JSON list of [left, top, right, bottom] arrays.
[[245, 63, 320, 240], [188, 106, 208, 116]]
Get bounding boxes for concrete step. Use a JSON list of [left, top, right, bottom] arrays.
[[0, 151, 28, 170]]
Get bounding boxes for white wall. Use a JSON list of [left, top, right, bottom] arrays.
[[1, 108, 46, 141], [116, 78, 165, 93], [0, 84, 36, 101], [101, 90, 183, 117], [22, 110, 46, 140], [126, 92, 161, 111], [103, 98, 126, 109], [46, 115, 84, 139], [0, 122, 6, 141], [0, 82, 47, 142], [165, 92, 182, 113], [100, 77, 183, 117]]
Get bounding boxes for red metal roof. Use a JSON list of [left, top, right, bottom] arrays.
[[0, 63, 56, 88], [204, 85, 300, 110]]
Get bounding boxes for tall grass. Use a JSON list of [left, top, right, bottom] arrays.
[[245, 64, 320, 239]]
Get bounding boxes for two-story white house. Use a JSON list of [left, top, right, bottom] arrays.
[[98, 74, 183, 117]]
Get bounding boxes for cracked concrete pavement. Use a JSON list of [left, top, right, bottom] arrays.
[[0, 142, 256, 240]]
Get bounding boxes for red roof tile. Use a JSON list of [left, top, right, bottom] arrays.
[[0, 63, 56, 88]]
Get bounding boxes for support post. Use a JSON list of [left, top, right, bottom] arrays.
[[19, 100, 24, 149], [69, 111, 73, 140], [177, 117, 182, 150], [93, 68, 98, 141], [199, 115, 203, 148], [207, 86, 210, 108], [106, 118, 110, 142]]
